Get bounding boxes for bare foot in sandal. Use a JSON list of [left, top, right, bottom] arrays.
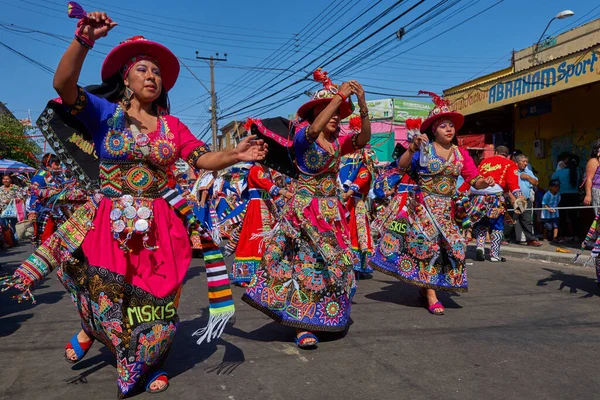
[[421, 288, 444, 315], [65, 329, 93, 362], [149, 378, 168, 392], [295, 329, 318, 348]]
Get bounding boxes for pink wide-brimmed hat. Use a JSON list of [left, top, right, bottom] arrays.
[[297, 69, 354, 120], [101, 36, 180, 92], [419, 90, 465, 133]]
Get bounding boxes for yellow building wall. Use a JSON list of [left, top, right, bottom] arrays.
[[513, 82, 600, 188]]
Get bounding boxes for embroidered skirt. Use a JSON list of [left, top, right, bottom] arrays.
[[57, 261, 179, 398], [369, 192, 468, 292], [242, 192, 356, 332], [230, 199, 276, 284]]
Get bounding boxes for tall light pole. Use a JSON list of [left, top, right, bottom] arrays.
[[534, 10, 575, 53], [195, 52, 227, 150]]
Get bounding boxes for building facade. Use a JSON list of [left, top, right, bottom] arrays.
[[444, 19, 600, 187]]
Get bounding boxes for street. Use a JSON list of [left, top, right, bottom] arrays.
[[1, 243, 599, 400]]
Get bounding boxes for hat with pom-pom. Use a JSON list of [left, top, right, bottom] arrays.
[[419, 91, 464, 133], [297, 68, 354, 120]]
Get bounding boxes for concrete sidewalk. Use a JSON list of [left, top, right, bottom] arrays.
[[467, 240, 591, 266]]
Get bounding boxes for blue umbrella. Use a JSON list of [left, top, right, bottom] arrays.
[[0, 159, 36, 173]]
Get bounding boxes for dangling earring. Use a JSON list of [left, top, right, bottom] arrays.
[[123, 86, 133, 108]]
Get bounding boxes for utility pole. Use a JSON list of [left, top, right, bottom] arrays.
[[195, 51, 227, 150]]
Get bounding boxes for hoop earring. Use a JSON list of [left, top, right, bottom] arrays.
[[123, 87, 133, 108]]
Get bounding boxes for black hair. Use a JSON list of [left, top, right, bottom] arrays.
[[557, 151, 570, 161], [549, 179, 560, 187], [304, 108, 316, 124], [1, 173, 13, 184], [590, 140, 600, 159], [567, 155, 579, 188], [84, 72, 170, 114], [41, 153, 60, 168]]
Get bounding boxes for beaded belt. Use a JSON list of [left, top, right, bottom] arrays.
[[296, 173, 338, 197], [99, 160, 168, 199]]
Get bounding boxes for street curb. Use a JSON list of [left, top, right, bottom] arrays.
[[466, 244, 589, 266]]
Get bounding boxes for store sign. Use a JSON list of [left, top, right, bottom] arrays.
[[343, 99, 394, 121], [392, 98, 433, 122], [447, 47, 600, 115]]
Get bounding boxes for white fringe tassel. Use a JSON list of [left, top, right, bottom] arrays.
[[192, 311, 234, 345]]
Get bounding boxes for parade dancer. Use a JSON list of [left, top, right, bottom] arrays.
[[243, 71, 371, 348], [576, 213, 600, 286], [189, 169, 221, 246], [29, 153, 63, 244], [229, 163, 290, 286], [369, 92, 493, 315], [1, 6, 266, 397], [462, 145, 524, 262], [339, 146, 377, 276]]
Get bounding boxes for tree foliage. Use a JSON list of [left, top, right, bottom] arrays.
[[0, 115, 41, 167]]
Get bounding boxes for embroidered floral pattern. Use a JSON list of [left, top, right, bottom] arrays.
[[136, 322, 176, 364], [185, 144, 210, 167]]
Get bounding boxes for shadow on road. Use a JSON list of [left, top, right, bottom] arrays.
[[537, 268, 600, 298], [64, 347, 114, 385], [182, 264, 206, 285], [365, 279, 463, 309], [0, 289, 65, 336], [164, 309, 246, 379]]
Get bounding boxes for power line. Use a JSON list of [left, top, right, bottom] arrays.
[[216, 0, 353, 104], [350, 0, 506, 77], [0, 41, 55, 75], [219, 0, 411, 118], [28, 0, 300, 42]]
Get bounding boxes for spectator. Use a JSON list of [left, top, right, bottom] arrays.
[[552, 155, 581, 240], [513, 154, 542, 246], [0, 174, 24, 246], [556, 152, 570, 171], [542, 179, 561, 243], [583, 140, 600, 213]]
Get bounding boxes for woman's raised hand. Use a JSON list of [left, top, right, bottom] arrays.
[[82, 12, 118, 41]]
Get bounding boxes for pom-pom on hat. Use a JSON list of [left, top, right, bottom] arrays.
[[419, 91, 464, 134], [297, 68, 354, 120], [101, 36, 180, 92]]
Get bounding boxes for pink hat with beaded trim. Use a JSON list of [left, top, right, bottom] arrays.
[[297, 69, 354, 120], [101, 36, 180, 92], [419, 90, 464, 133]]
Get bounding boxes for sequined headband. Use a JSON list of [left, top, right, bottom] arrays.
[[122, 55, 161, 79]]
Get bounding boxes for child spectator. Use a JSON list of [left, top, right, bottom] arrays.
[[542, 179, 561, 243]]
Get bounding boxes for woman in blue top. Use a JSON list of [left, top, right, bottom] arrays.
[[551, 155, 581, 240]]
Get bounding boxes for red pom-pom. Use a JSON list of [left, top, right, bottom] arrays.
[[405, 118, 422, 130], [244, 118, 256, 131], [418, 90, 450, 108], [313, 68, 335, 90], [349, 115, 362, 131]]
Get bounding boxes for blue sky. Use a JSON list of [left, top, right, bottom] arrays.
[[1, 0, 599, 145]]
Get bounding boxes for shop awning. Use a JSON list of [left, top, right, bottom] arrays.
[[445, 46, 600, 116]]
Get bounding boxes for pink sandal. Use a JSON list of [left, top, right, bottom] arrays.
[[427, 301, 445, 315]]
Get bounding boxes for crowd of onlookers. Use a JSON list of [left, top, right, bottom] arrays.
[[487, 142, 600, 246]]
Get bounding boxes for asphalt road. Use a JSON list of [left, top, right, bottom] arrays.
[[1, 243, 599, 400]]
